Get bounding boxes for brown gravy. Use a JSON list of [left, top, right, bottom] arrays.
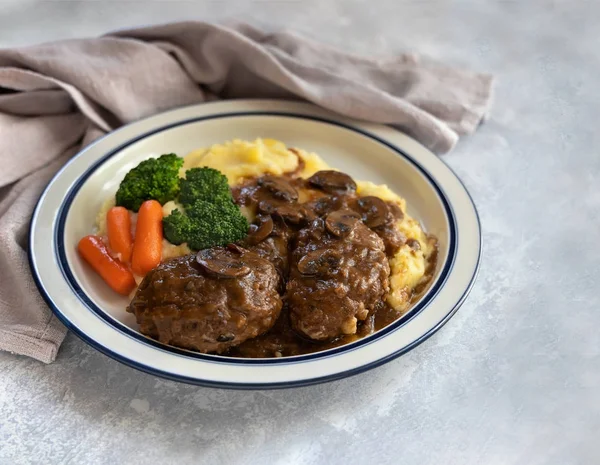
[[228, 279, 435, 358], [226, 173, 437, 358], [129, 167, 437, 358]]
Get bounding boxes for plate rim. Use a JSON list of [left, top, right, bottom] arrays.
[[29, 99, 481, 389]]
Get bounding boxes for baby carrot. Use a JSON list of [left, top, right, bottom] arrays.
[[77, 235, 136, 295], [107, 206, 133, 263], [131, 200, 163, 276]]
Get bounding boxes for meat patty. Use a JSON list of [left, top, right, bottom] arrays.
[[243, 214, 292, 290], [127, 247, 282, 353], [286, 212, 390, 341]]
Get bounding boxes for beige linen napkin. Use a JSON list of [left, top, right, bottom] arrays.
[[0, 22, 493, 363]]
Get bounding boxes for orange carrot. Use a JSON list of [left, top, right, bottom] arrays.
[[77, 235, 136, 295], [107, 206, 133, 263], [131, 200, 163, 275]]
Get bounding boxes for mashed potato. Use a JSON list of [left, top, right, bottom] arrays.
[[183, 138, 436, 312], [95, 196, 115, 237], [182, 138, 299, 185], [97, 138, 436, 312], [354, 180, 436, 310]]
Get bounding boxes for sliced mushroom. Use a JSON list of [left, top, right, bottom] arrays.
[[388, 202, 404, 221], [196, 248, 251, 278], [406, 238, 421, 251], [257, 175, 298, 202], [325, 209, 361, 237], [226, 243, 247, 254], [247, 215, 274, 245], [375, 226, 406, 256], [272, 204, 304, 223], [257, 199, 277, 215], [305, 217, 326, 241], [307, 170, 357, 193], [351, 196, 390, 228], [307, 195, 349, 217], [301, 205, 318, 223], [297, 249, 343, 277], [271, 204, 317, 225]]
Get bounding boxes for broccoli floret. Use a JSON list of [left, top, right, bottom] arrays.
[[163, 166, 249, 250], [116, 154, 184, 212], [163, 200, 249, 251], [179, 167, 232, 208], [162, 209, 194, 246]]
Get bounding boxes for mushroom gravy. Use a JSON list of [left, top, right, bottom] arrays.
[[128, 168, 437, 357]]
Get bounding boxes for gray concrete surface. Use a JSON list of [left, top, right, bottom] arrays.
[[1, 1, 599, 464]]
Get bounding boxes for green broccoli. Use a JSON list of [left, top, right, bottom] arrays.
[[179, 167, 232, 208], [115, 154, 184, 212], [161, 209, 194, 246], [163, 200, 249, 251]]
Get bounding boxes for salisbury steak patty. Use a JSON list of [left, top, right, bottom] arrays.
[[127, 247, 282, 353], [243, 214, 293, 289], [286, 212, 390, 341]]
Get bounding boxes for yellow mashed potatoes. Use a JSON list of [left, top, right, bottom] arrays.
[[182, 139, 299, 184], [97, 138, 436, 312]]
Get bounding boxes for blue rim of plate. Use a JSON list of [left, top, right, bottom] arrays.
[[30, 110, 481, 389]]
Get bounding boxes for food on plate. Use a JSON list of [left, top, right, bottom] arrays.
[[79, 138, 437, 357], [106, 206, 133, 263], [115, 153, 183, 211], [131, 200, 164, 276], [162, 165, 249, 250], [286, 215, 390, 341], [128, 246, 282, 353], [182, 138, 299, 184], [77, 235, 136, 295], [178, 167, 233, 207], [162, 198, 248, 251]]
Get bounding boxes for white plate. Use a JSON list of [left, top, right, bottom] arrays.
[[29, 100, 481, 389]]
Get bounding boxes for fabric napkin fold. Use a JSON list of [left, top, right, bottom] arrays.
[[0, 21, 493, 363]]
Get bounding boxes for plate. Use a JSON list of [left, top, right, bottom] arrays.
[[29, 99, 481, 389]]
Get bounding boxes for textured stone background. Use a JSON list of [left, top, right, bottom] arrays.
[[1, 1, 599, 464]]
